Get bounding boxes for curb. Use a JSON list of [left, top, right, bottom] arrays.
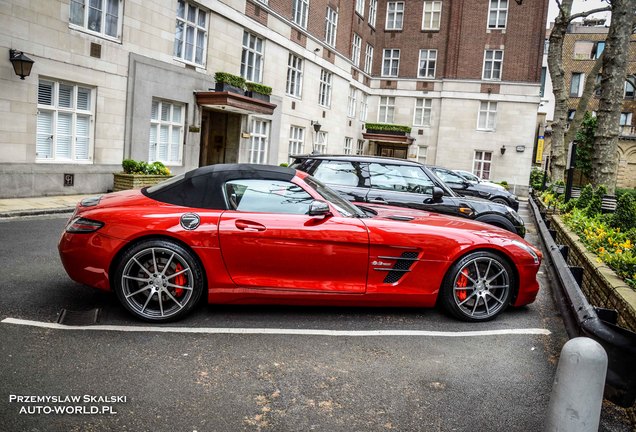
[[0, 207, 75, 219]]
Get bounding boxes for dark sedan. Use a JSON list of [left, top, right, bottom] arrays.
[[290, 155, 525, 237]]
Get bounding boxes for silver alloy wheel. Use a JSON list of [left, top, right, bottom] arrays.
[[120, 247, 194, 320], [452, 256, 510, 320]]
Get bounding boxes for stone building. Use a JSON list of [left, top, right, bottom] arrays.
[[0, 0, 549, 198]]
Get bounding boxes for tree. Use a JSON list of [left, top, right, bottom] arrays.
[[574, 111, 597, 179], [547, 1, 611, 182], [591, 0, 635, 194]]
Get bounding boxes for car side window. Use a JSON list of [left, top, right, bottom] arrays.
[[312, 160, 361, 187], [225, 179, 314, 215], [434, 169, 465, 185], [368, 163, 434, 194]]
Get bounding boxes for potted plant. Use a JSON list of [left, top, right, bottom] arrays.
[[364, 122, 412, 135], [214, 72, 246, 95], [245, 82, 272, 102], [113, 159, 172, 191]]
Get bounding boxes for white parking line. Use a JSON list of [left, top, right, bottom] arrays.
[[2, 317, 551, 337]]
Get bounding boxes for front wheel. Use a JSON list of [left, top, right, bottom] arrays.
[[491, 197, 509, 207], [113, 239, 204, 322], [440, 251, 514, 322]]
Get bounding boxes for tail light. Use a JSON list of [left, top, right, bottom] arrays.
[[65, 217, 104, 233]]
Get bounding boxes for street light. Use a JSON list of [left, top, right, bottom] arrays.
[[9, 49, 34, 80], [311, 121, 322, 153]]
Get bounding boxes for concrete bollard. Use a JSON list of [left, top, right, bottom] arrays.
[[545, 337, 608, 432]]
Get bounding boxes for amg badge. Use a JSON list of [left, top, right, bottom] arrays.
[[180, 213, 200, 230]]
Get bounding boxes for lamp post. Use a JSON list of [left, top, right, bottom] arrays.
[[9, 49, 34, 80], [311, 121, 322, 153]]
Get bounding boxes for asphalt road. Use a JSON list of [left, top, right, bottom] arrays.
[[0, 206, 631, 431]]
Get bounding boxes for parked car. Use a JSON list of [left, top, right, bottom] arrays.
[[290, 155, 525, 237], [58, 164, 541, 323], [453, 169, 507, 191], [429, 166, 519, 210]]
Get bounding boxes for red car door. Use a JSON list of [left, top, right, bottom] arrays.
[[218, 179, 369, 293]]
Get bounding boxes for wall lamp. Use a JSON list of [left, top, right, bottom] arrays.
[[9, 49, 34, 80], [500, 145, 506, 155], [311, 121, 322, 133]]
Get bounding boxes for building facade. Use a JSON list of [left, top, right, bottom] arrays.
[[0, 0, 549, 198]]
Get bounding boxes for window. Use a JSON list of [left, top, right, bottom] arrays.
[[378, 96, 395, 123], [364, 44, 374, 74], [540, 67, 547, 98], [348, 87, 358, 118], [473, 151, 492, 180], [292, 0, 309, 29], [286, 54, 303, 98], [37, 79, 94, 162], [319, 69, 332, 108], [382, 49, 400, 77], [483, 50, 503, 80], [595, 74, 602, 97], [173, 0, 208, 66], [241, 32, 264, 83], [567, 109, 576, 121], [418, 49, 437, 78], [344, 137, 353, 155], [422, 1, 441, 30], [417, 146, 428, 164], [325, 7, 338, 47], [414, 98, 432, 126], [313, 160, 359, 186], [315, 131, 328, 154], [570, 72, 583, 97], [488, 0, 508, 29], [620, 112, 632, 126], [368, 163, 434, 194], [356, 139, 365, 155], [386, 2, 404, 30], [624, 77, 635, 99], [249, 119, 269, 164], [368, 0, 377, 27], [356, 0, 365, 16], [149, 99, 184, 165], [359, 93, 368, 121], [477, 101, 497, 130], [592, 41, 605, 59], [225, 179, 313, 214], [288, 126, 305, 159], [70, 0, 122, 39], [352, 33, 362, 67]]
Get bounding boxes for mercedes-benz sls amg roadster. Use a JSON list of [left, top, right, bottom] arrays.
[[59, 164, 542, 323]]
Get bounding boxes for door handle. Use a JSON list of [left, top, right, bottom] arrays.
[[235, 220, 266, 232], [371, 197, 386, 202]]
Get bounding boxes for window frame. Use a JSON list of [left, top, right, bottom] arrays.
[[477, 101, 497, 131], [325, 6, 338, 48], [292, 0, 309, 29], [413, 98, 432, 127], [382, 49, 400, 77], [487, 0, 508, 30], [318, 69, 333, 108], [473, 151, 493, 180], [364, 43, 374, 74], [482, 49, 503, 81], [359, 93, 368, 122], [422, 1, 442, 31], [248, 118, 270, 164], [418, 49, 437, 79], [241, 31, 264, 83], [570, 72, 584, 97], [355, 0, 365, 16], [173, 0, 209, 67], [385, 1, 404, 30], [286, 53, 304, 98], [344, 137, 353, 155], [352, 33, 362, 67], [69, 0, 123, 41], [368, 0, 377, 28], [36, 79, 95, 163], [149, 99, 185, 166], [288, 125, 305, 160], [378, 96, 395, 123], [315, 131, 328, 154], [347, 86, 358, 118]]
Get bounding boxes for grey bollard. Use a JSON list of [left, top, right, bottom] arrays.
[[545, 337, 608, 432]]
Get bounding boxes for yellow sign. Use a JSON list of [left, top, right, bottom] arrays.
[[536, 137, 544, 164]]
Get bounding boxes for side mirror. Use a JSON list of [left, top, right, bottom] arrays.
[[431, 186, 444, 203], [308, 200, 332, 217]]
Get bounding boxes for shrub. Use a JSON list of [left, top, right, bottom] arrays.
[[364, 123, 412, 133], [576, 184, 594, 209], [214, 72, 246, 89], [121, 159, 170, 176], [245, 82, 272, 95], [529, 167, 547, 190], [583, 185, 605, 218], [611, 193, 636, 232]]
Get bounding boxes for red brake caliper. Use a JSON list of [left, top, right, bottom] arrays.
[[173, 263, 186, 297], [456, 269, 469, 301]]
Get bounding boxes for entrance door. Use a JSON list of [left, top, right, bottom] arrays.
[[377, 144, 407, 159], [199, 110, 242, 166]]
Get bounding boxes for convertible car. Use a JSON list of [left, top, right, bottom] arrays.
[[59, 164, 541, 323]]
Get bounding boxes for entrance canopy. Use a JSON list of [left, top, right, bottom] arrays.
[[195, 91, 276, 115]]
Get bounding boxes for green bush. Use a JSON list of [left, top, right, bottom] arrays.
[[529, 167, 547, 190], [122, 159, 170, 176], [214, 72, 246, 89], [364, 123, 412, 133], [584, 184, 606, 218], [616, 188, 636, 201], [611, 193, 636, 232], [245, 82, 272, 95], [576, 184, 594, 209]]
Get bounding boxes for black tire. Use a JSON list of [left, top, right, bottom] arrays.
[[113, 239, 204, 322], [491, 197, 509, 207], [440, 251, 514, 322]]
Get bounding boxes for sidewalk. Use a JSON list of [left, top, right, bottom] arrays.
[[0, 194, 92, 218]]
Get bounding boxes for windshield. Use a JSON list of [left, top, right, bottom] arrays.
[[303, 175, 367, 218]]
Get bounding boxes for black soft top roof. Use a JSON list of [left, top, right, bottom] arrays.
[[143, 164, 297, 209]]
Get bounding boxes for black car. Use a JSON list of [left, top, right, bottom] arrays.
[[429, 166, 519, 211], [290, 155, 525, 237]]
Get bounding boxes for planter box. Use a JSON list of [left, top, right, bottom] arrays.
[[365, 129, 407, 135], [244, 90, 270, 102], [551, 214, 636, 332], [113, 173, 172, 191], [214, 82, 244, 95]]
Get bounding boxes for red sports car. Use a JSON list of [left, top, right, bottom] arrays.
[[58, 164, 541, 323]]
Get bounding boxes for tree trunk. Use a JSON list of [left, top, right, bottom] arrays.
[[564, 53, 604, 146], [547, 0, 574, 183], [592, 0, 634, 194]]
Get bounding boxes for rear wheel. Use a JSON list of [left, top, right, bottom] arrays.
[[491, 197, 509, 207], [114, 239, 204, 322], [440, 251, 514, 322]]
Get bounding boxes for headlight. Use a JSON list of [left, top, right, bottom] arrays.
[[511, 240, 540, 264]]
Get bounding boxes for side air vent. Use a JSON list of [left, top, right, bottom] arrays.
[[372, 251, 419, 284]]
